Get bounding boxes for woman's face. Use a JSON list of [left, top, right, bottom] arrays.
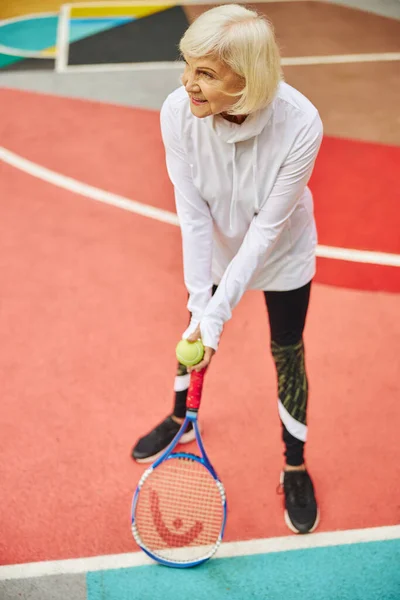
[[181, 55, 244, 119]]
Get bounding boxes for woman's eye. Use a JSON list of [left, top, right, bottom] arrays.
[[201, 71, 213, 79]]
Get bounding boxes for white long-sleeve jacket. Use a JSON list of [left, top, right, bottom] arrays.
[[160, 83, 323, 350]]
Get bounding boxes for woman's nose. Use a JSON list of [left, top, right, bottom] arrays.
[[182, 69, 198, 92], [185, 77, 200, 92]]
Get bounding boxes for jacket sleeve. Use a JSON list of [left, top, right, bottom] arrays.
[[200, 113, 323, 351], [160, 98, 214, 328]]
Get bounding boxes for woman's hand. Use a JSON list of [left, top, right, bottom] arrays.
[[186, 325, 215, 373]]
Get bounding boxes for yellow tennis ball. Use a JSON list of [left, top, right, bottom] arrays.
[[176, 339, 204, 367]]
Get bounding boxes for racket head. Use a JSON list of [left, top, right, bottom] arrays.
[[131, 425, 227, 567]]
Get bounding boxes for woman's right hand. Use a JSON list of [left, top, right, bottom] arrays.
[[186, 325, 215, 373]]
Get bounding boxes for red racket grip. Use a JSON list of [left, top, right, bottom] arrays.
[[186, 368, 206, 411]]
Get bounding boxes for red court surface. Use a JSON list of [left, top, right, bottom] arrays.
[[0, 89, 399, 566], [1, 88, 399, 292]]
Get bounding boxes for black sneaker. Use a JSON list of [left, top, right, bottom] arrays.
[[279, 470, 320, 534], [131, 416, 196, 463]]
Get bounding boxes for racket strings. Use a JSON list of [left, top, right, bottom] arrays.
[[134, 457, 225, 561]]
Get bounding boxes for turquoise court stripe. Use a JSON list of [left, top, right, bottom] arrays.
[[86, 539, 400, 600]]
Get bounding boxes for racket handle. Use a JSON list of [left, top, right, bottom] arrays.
[[186, 368, 206, 411]]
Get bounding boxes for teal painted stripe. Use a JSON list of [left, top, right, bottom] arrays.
[[0, 54, 22, 68], [0, 16, 134, 55], [69, 18, 134, 44], [87, 539, 400, 600], [0, 17, 58, 51]]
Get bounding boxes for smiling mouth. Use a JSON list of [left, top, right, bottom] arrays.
[[191, 97, 208, 105]]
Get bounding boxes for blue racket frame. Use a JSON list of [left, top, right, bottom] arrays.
[[131, 409, 227, 568]]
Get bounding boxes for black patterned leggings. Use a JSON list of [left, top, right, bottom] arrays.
[[173, 281, 312, 466]]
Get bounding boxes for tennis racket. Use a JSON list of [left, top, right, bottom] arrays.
[[131, 368, 227, 568]]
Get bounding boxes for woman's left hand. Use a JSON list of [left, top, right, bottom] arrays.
[[186, 325, 215, 373]]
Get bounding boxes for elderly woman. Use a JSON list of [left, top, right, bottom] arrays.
[[132, 4, 323, 534]]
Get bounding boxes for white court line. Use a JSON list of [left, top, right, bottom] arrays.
[[0, 145, 399, 268], [316, 245, 400, 266], [0, 44, 55, 59], [55, 4, 71, 73], [0, 525, 399, 580], [60, 52, 400, 74], [282, 52, 400, 66], [58, 0, 321, 75], [58, 0, 400, 74], [0, 146, 179, 226]]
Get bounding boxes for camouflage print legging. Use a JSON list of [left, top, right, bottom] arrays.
[[174, 282, 312, 466]]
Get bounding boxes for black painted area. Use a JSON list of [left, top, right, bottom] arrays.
[[1, 58, 55, 71], [68, 6, 189, 65]]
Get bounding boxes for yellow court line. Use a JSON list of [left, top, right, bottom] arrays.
[[66, 0, 315, 6], [70, 4, 172, 17], [0, 0, 315, 19], [41, 46, 57, 56]]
